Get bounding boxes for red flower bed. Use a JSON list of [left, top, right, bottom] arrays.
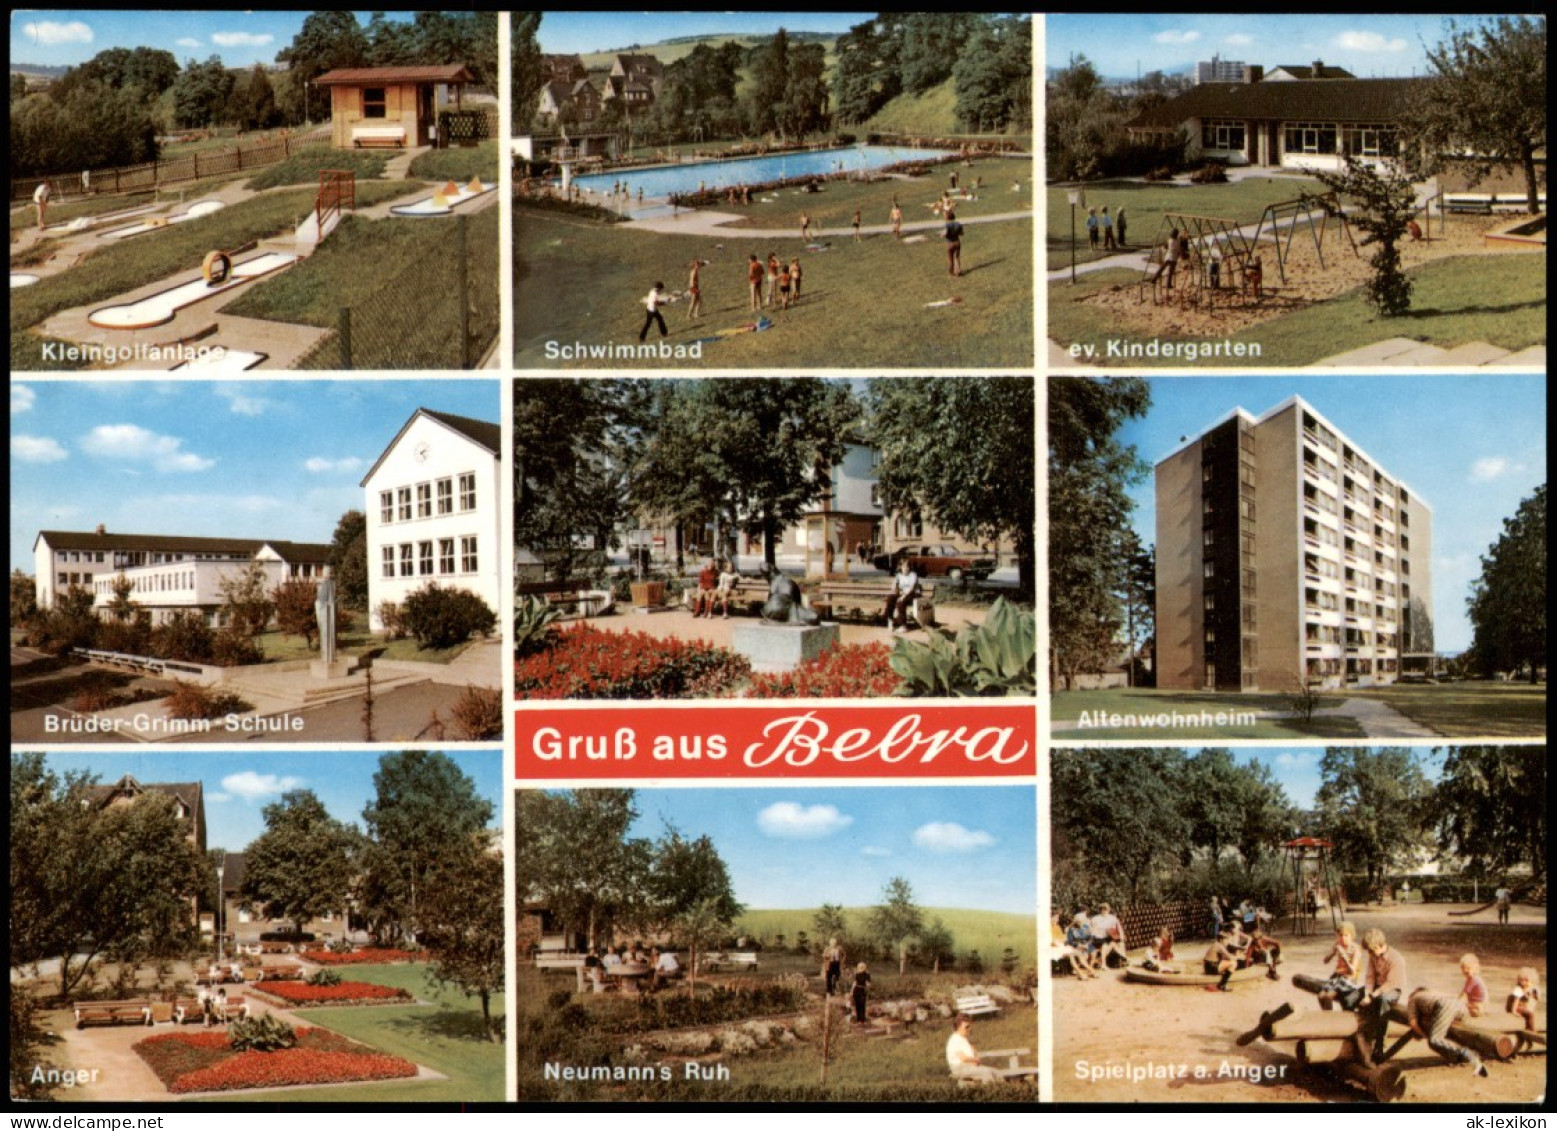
[[303, 948, 422, 966], [253, 980, 411, 1005], [514, 624, 749, 699], [745, 643, 901, 698], [135, 1026, 416, 1094]]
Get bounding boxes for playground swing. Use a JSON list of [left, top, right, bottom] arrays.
[[1282, 836, 1344, 937], [1246, 192, 1359, 285]]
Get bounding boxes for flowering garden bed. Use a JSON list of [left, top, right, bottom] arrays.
[[301, 948, 423, 966], [745, 643, 901, 698], [252, 980, 413, 1006], [135, 1026, 418, 1094], [513, 624, 750, 699]]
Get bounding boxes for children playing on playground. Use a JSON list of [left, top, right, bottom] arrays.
[[638, 281, 668, 342], [1203, 926, 1240, 992], [1143, 927, 1179, 974], [1357, 928, 1408, 1065], [1403, 983, 1490, 1077], [1316, 920, 1366, 1011], [1055, 912, 1100, 978], [1507, 967, 1541, 1032], [1458, 953, 1489, 1017], [1247, 925, 1283, 978]]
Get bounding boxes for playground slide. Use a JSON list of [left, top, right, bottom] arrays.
[[389, 179, 494, 217], [87, 252, 299, 330], [100, 200, 225, 240]]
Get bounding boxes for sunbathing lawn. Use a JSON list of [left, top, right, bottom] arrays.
[[1046, 176, 1324, 271], [1049, 253, 1545, 367], [1347, 681, 1547, 738], [209, 963, 503, 1103], [515, 204, 1033, 368], [1051, 687, 1365, 740]]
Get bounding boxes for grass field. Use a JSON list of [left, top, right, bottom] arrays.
[[1347, 680, 1547, 738], [1048, 252, 1546, 367], [407, 140, 501, 185], [212, 962, 504, 1103], [735, 908, 1038, 970], [515, 204, 1033, 368], [244, 149, 390, 191], [1051, 687, 1366, 740], [1045, 175, 1324, 270], [10, 191, 159, 235], [9, 181, 416, 372]]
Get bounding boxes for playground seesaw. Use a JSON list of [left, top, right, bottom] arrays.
[[389, 178, 493, 217], [87, 250, 299, 330]]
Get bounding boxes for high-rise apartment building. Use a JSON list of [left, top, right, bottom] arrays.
[[1156, 396, 1432, 692]]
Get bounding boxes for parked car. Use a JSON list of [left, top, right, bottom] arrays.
[[872, 544, 997, 582]]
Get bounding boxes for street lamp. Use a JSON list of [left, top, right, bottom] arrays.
[[215, 851, 226, 964], [1068, 186, 1086, 285]]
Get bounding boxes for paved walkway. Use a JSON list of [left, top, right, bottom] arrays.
[[1313, 337, 1545, 368], [1315, 696, 1439, 738]]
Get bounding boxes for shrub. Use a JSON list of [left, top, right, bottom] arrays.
[[513, 594, 562, 658], [211, 630, 264, 667], [259, 931, 314, 943], [745, 643, 900, 698], [98, 614, 153, 656], [306, 968, 343, 987], [1143, 165, 1176, 182], [400, 583, 496, 649], [513, 624, 749, 699], [1189, 161, 1228, 184], [890, 598, 1035, 697], [376, 600, 407, 640], [227, 1014, 297, 1053], [450, 685, 503, 739], [151, 611, 215, 664], [163, 681, 252, 721]]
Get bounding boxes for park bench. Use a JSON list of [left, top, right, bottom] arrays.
[[258, 965, 300, 981], [682, 577, 768, 617], [1444, 195, 1494, 215], [172, 998, 208, 1025], [351, 125, 407, 149], [534, 951, 587, 971], [73, 1000, 152, 1028], [815, 580, 936, 627], [701, 951, 760, 972], [213, 994, 249, 1023], [258, 942, 295, 954], [954, 993, 1002, 1018]]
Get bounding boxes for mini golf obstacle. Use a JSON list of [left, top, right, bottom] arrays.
[[389, 177, 494, 217], [11, 273, 40, 289], [43, 202, 158, 234], [171, 349, 268, 373], [100, 199, 226, 240], [87, 248, 299, 330]]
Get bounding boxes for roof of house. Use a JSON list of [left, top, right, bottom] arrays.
[[1271, 63, 1356, 80], [615, 53, 663, 72], [314, 65, 474, 86], [86, 775, 203, 817], [359, 407, 500, 486], [1128, 77, 1425, 129], [34, 530, 331, 560], [218, 852, 248, 892]]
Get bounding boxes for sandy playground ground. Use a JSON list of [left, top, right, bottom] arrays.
[[1054, 901, 1546, 1104]]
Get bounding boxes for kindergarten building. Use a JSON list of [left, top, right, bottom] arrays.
[[1155, 396, 1433, 693], [362, 407, 502, 631]]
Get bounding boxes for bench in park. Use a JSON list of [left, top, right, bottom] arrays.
[[683, 577, 769, 617], [352, 126, 407, 149], [701, 951, 760, 972], [73, 1000, 152, 1029], [534, 951, 587, 971], [814, 580, 936, 627], [954, 993, 1002, 1018], [172, 998, 208, 1025], [1444, 195, 1495, 215]]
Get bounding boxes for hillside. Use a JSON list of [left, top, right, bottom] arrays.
[[734, 906, 1038, 968], [858, 79, 962, 137], [579, 31, 837, 70]]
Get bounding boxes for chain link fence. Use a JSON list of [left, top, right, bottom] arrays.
[[292, 205, 499, 370]]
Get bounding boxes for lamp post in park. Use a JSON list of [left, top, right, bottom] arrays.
[[1068, 186, 1085, 285], [215, 852, 226, 964]]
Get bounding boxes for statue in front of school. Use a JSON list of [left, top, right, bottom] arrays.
[[315, 577, 337, 663], [761, 572, 819, 626]]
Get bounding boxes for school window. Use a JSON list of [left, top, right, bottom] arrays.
[[380, 491, 394, 523], [1284, 121, 1338, 155], [437, 478, 453, 515], [363, 88, 387, 119], [382, 547, 395, 578], [399, 544, 414, 578], [438, 538, 454, 574], [418, 541, 433, 576], [459, 473, 477, 511], [1201, 119, 1245, 151], [1341, 124, 1397, 157], [397, 487, 412, 521], [417, 483, 432, 518], [460, 536, 478, 573]]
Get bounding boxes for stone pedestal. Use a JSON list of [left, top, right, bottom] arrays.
[[732, 622, 840, 674], [310, 659, 354, 680]]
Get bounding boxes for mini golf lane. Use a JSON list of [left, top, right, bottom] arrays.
[[171, 348, 269, 373], [100, 199, 226, 240], [11, 273, 40, 288], [87, 252, 299, 330], [389, 182, 495, 217]]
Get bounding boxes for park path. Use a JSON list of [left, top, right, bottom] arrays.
[[623, 206, 1032, 239], [1315, 697, 1438, 738]]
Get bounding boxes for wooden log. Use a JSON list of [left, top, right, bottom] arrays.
[[1328, 1059, 1406, 1103], [1269, 1010, 1363, 1041], [1296, 1038, 1353, 1066], [1292, 973, 1329, 995], [1388, 1005, 1515, 1062]]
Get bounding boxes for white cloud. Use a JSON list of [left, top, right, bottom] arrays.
[[305, 456, 364, 474], [11, 385, 36, 414], [1470, 457, 1509, 482], [1153, 30, 1202, 45], [22, 20, 93, 46], [81, 424, 214, 472], [211, 32, 274, 48], [13, 435, 68, 463], [859, 845, 892, 858], [1337, 31, 1408, 53], [1224, 34, 1254, 46], [214, 386, 270, 416], [176, 37, 202, 49], [757, 801, 853, 839], [220, 771, 304, 801], [912, 822, 995, 853]]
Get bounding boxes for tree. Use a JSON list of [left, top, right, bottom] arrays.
[[1048, 377, 1151, 689], [812, 903, 850, 954], [105, 572, 137, 623], [420, 840, 505, 1041], [513, 789, 651, 949], [1466, 484, 1546, 681], [1305, 157, 1417, 317], [1118, 535, 1155, 686], [171, 56, 235, 129], [217, 558, 274, 638], [242, 791, 359, 936], [897, 13, 975, 96], [11, 568, 38, 628], [645, 828, 743, 995], [510, 12, 546, 126], [919, 917, 957, 973], [747, 29, 791, 136], [272, 578, 322, 647], [1051, 748, 1188, 904], [833, 18, 902, 124], [867, 876, 925, 975], [1434, 746, 1546, 881], [275, 11, 369, 122], [1412, 16, 1546, 215], [359, 751, 494, 946], [867, 376, 1037, 594], [952, 16, 1032, 133], [235, 64, 278, 130], [329, 509, 369, 611], [1315, 748, 1432, 889]]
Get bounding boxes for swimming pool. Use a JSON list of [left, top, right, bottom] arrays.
[[572, 145, 955, 200]]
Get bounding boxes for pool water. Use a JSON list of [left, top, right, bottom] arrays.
[[572, 145, 954, 201]]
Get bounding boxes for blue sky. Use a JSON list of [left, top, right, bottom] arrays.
[[1106, 374, 1546, 655], [1224, 747, 1445, 813], [556, 785, 1037, 915], [9, 12, 411, 68], [1047, 14, 1495, 79], [9, 379, 498, 574], [30, 749, 504, 852], [537, 12, 871, 56]]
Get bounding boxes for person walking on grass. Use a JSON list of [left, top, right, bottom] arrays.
[[747, 254, 764, 312], [851, 962, 872, 1023], [638, 281, 668, 341], [890, 201, 903, 239], [800, 212, 812, 242], [686, 259, 704, 322], [944, 209, 964, 277], [852, 208, 862, 242]]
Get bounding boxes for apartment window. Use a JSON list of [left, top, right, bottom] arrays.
[[399, 544, 414, 578], [397, 487, 413, 521], [1204, 561, 1216, 578], [362, 87, 387, 119], [437, 478, 453, 515], [1202, 464, 1214, 484], [1204, 593, 1215, 611], [1239, 498, 1256, 521], [459, 473, 477, 511], [460, 536, 478, 573], [417, 483, 432, 518], [1203, 529, 1215, 547], [58, 572, 68, 586], [438, 538, 455, 574], [418, 541, 434, 576]]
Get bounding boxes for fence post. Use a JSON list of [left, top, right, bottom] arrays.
[[337, 307, 353, 370], [456, 212, 471, 369]]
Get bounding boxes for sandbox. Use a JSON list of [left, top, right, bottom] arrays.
[[87, 252, 299, 330]]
